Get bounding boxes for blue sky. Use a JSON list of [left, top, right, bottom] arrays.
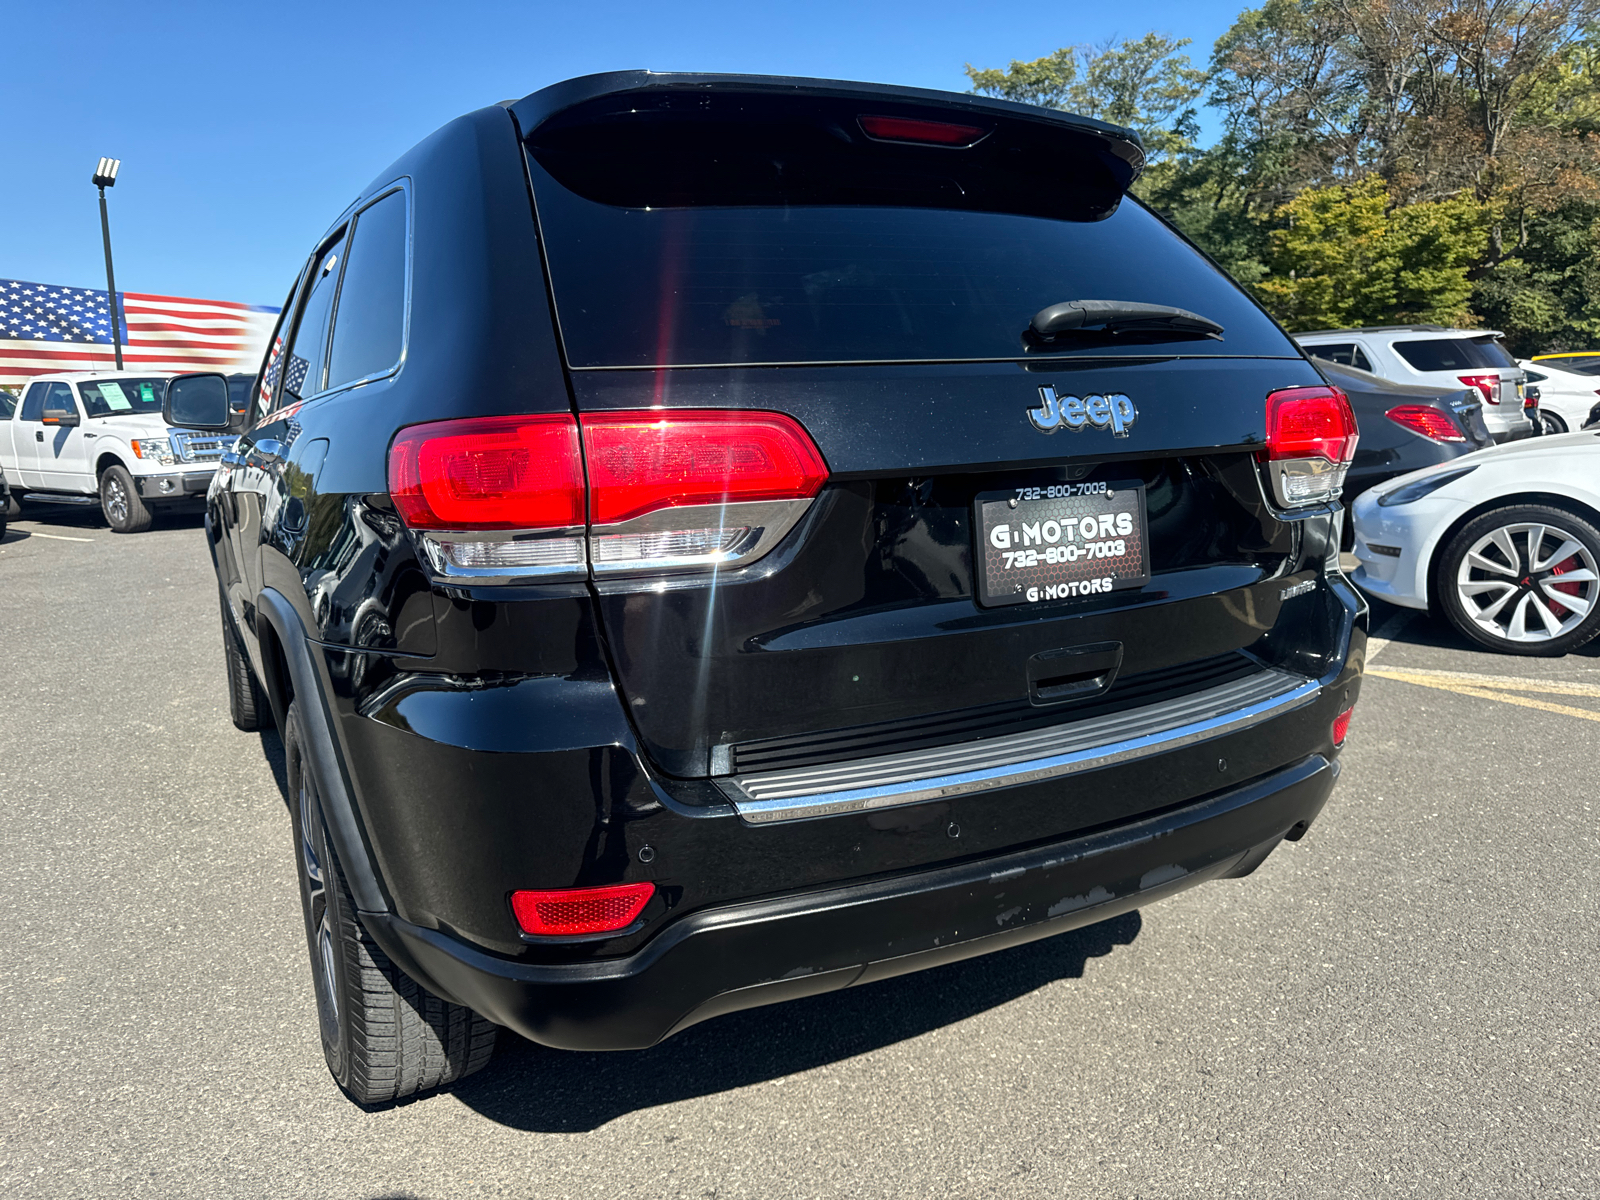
[[4, 0, 1247, 307]]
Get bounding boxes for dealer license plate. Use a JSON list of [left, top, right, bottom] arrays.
[[975, 481, 1150, 608]]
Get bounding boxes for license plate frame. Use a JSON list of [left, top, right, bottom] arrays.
[[974, 481, 1150, 608]]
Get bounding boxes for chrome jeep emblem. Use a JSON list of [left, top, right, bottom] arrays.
[[1029, 386, 1138, 437]]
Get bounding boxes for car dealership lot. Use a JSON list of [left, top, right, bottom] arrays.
[[2, 512, 1596, 1199]]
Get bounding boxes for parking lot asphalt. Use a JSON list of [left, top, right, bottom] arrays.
[[2, 507, 1597, 1200]]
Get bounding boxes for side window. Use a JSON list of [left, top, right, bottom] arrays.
[[0, 390, 16, 419], [20, 382, 49, 421], [256, 280, 302, 421], [1308, 342, 1372, 371], [44, 382, 77, 415], [1524, 369, 1547, 383], [326, 189, 408, 391], [282, 230, 348, 403]]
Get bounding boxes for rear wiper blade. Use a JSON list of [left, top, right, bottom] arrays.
[[1026, 299, 1224, 346]]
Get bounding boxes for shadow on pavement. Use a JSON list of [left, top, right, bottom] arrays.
[[258, 729, 288, 807], [1367, 595, 1600, 658], [451, 910, 1141, 1132], [6, 500, 207, 534]]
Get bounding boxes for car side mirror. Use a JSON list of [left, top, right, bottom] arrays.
[[40, 403, 80, 427], [164, 373, 232, 431]]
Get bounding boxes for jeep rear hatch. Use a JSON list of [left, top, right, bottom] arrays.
[[504, 75, 1336, 784]]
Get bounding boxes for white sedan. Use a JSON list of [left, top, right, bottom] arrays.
[[1519, 358, 1600, 434], [1350, 431, 1600, 655]]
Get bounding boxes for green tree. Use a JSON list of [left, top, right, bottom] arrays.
[[1255, 177, 1490, 327], [966, 34, 1206, 163]]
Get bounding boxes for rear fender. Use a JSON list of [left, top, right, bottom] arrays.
[[255, 587, 391, 917]]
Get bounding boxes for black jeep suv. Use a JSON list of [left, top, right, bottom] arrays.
[[166, 72, 1365, 1104]]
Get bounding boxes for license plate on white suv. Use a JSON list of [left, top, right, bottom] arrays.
[[975, 482, 1150, 608]]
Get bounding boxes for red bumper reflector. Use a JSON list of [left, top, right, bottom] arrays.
[[858, 114, 987, 146], [1332, 706, 1354, 747], [388, 413, 584, 531], [1385, 404, 1467, 443], [582, 410, 829, 525], [511, 882, 655, 937]]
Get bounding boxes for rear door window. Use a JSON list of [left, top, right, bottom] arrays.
[[282, 231, 348, 402], [326, 189, 408, 391]]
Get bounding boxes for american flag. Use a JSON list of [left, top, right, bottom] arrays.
[[0, 277, 279, 390]]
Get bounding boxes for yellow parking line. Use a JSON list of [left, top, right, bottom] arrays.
[[1366, 667, 1600, 698], [1368, 667, 1600, 723]]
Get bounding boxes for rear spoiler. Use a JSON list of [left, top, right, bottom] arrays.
[[506, 71, 1146, 221]]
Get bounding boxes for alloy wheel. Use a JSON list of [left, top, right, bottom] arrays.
[[1455, 521, 1598, 644], [104, 476, 129, 525], [299, 776, 341, 1045]]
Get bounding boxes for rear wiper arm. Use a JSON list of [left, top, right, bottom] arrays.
[[1026, 299, 1224, 346]]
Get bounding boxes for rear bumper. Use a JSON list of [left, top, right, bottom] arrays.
[[366, 752, 1338, 1051]]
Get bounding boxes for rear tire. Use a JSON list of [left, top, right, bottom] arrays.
[[1540, 411, 1568, 434], [100, 464, 152, 533], [219, 588, 268, 731], [1437, 503, 1600, 656], [285, 702, 497, 1105]]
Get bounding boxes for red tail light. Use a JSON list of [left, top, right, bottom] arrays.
[[1385, 404, 1467, 443], [582, 410, 828, 525], [388, 414, 584, 530], [1458, 373, 1500, 404], [1262, 386, 1359, 507], [858, 115, 988, 146], [388, 409, 830, 580], [511, 882, 655, 937], [1332, 705, 1354, 747]]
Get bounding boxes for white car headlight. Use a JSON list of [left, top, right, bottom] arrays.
[[1376, 465, 1477, 507], [130, 438, 176, 466]]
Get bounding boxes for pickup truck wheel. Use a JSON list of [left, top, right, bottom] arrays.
[[285, 702, 497, 1105], [219, 589, 267, 731], [100, 465, 152, 533], [1438, 503, 1600, 656]]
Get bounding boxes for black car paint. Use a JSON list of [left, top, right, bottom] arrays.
[[206, 76, 1365, 1049]]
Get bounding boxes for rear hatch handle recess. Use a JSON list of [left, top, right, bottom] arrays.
[[1026, 300, 1224, 347], [1028, 642, 1123, 706]]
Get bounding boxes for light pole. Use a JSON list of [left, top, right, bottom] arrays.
[[91, 157, 123, 370]]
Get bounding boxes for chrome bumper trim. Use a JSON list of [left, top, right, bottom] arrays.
[[722, 668, 1320, 824]]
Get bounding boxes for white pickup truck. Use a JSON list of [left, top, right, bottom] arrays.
[[0, 371, 236, 532]]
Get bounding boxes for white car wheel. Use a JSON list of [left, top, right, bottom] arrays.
[[1439, 504, 1600, 656]]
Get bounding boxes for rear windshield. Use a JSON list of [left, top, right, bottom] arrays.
[[1394, 337, 1513, 373], [526, 163, 1294, 369]]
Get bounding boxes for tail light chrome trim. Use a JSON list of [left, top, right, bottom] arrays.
[[589, 499, 814, 576], [719, 668, 1320, 824], [416, 526, 587, 584]]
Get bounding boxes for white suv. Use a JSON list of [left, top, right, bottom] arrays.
[[1295, 326, 1533, 443], [0, 371, 230, 532]]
